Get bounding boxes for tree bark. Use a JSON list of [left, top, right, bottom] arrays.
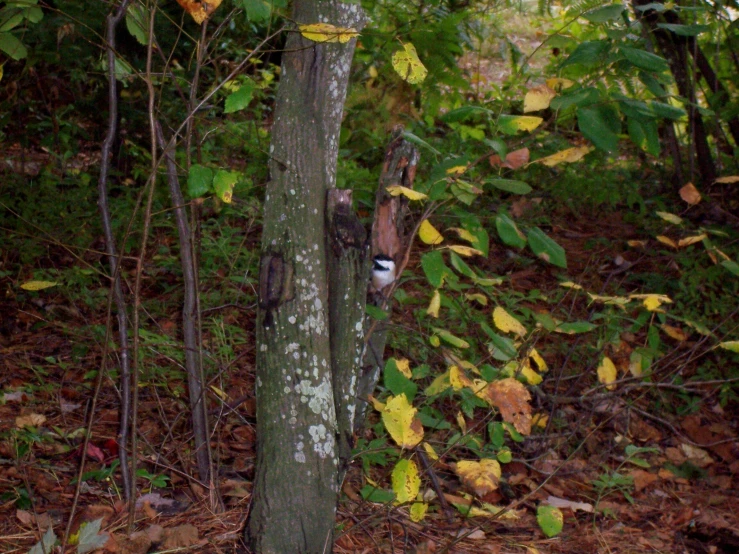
[[246, 1, 366, 552]]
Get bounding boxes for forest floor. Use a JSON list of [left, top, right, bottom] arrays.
[[2, 201, 739, 554]]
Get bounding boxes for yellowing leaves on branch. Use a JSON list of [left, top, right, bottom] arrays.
[[597, 357, 617, 390], [392, 42, 428, 84], [391, 459, 420, 505], [298, 23, 360, 44]]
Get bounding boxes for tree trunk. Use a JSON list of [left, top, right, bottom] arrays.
[[246, 1, 366, 552]]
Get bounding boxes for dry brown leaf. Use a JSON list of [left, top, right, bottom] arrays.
[[489, 147, 530, 169], [15, 413, 46, 428], [161, 524, 200, 550], [479, 378, 532, 435], [679, 182, 701, 205], [630, 469, 659, 492]]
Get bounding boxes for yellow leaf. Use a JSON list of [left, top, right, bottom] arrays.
[[715, 175, 739, 184], [718, 341, 739, 353], [449, 366, 473, 390], [382, 394, 424, 449], [210, 385, 228, 401], [409, 501, 428, 522], [524, 84, 556, 113], [629, 294, 672, 312], [449, 227, 478, 244], [298, 23, 359, 43], [395, 358, 412, 378], [520, 361, 542, 385], [419, 219, 444, 245], [386, 185, 427, 201], [422, 441, 439, 461], [455, 459, 502, 497], [629, 352, 644, 377], [532, 413, 548, 428], [588, 293, 630, 308], [656, 235, 677, 248], [529, 348, 548, 372], [559, 281, 583, 290], [456, 411, 467, 434], [392, 458, 420, 504], [426, 289, 441, 318], [677, 234, 707, 247], [445, 165, 468, 175], [20, 280, 58, 291], [391, 42, 428, 84], [424, 369, 451, 395], [597, 357, 617, 390], [627, 240, 648, 248], [447, 245, 483, 257], [536, 146, 593, 167], [503, 115, 543, 132], [369, 395, 385, 412], [493, 306, 527, 337], [545, 77, 575, 91], [465, 293, 487, 306], [655, 211, 683, 225], [679, 182, 701, 205], [661, 324, 688, 341]]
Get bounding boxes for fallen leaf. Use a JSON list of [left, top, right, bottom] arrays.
[[545, 495, 593, 513], [630, 469, 659, 492], [479, 378, 532, 435], [679, 182, 701, 205], [15, 413, 46, 428], [455, 459, 502, 497]]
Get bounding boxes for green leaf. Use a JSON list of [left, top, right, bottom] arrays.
[[656, 23, 710, 36], [627, 117, 660, 156], [432, 328, 470, 349], [0, 11, 25, 32], [240, 0, 272, 23], [497, 447, 512, 463], [360, 484, 395, 503], [718, 341, 739, 353], [560, 40, 610, 69], [577, 106, 619, 153], [527, 227, 567, 268], [77, 518, 108, 554], [649, 101, 686, 121], [402, 131, 441, 156], [619, 46, 669, 73], [555, 321, 597, 334], [449, 251, 477, 279], [582, 4, 625, 23], [213, 169, 239, 203], [224, 80, 256, 113], [365, 304, 389, 320], [495, 214, 527, 249], [638, 71, 666, 97], [125, 3, 148, 46], [480, 323, 518, 361], [721, 260, 739, 277], [537, 505, 564, 537], [486, 179, 532, 195], [550, 87, 600, 111], [442, 105, 495, 123], [187, 164, 213, 198], [0, 31, 26, 60], [384, 359, 417, 401], [421, 250, 451, 288]]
